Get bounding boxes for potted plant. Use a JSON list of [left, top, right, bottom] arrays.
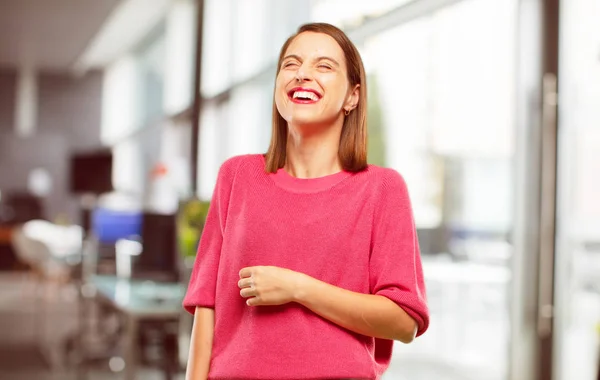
[[177, 197, 211, 281]]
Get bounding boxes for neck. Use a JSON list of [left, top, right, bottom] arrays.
[[285, 120, 343, 179]]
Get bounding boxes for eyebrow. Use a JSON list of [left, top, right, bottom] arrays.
[[282, 54, 340, 67]]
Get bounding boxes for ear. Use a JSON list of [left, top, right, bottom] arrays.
[[345, 84, 360, 112]]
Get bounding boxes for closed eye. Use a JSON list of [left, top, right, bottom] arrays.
[[318, 64, 332, 70], [283, 61, 299, 68]]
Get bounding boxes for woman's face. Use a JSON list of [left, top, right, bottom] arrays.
[[275, 32, 358, 130]]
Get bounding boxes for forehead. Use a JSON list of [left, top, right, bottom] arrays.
[[284, 32, 346, 64]]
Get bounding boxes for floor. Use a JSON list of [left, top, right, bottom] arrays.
[[1, 264, 597, 380], [0, 272, 175, 380], [0, 270, 503, 380]]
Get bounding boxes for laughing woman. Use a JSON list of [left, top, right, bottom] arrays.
[[183, 22, 429, 380]]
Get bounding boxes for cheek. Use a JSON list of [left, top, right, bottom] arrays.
[[276, 72, 292, 95], [274, 77, 290, 116], [319, 77, 349, 108], [275, 86, 286, 102]]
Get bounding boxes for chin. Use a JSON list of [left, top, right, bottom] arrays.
[[290, 115, 321, 126], [289, 112, 336, 128]]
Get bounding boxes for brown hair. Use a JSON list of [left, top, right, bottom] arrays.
[[264, 23, 368, 173]]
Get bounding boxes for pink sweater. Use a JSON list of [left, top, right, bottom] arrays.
[[183, 154, 429, 380]]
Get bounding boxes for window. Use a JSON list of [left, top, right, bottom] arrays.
[[194, 1, 518, 378], [311, 0, 416, 27], [197, 0, 311, 199]]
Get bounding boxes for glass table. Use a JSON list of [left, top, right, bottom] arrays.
[[80, 275, 185, 380]]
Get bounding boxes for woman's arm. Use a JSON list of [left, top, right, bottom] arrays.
[[294, 274, 417, 343], [183, 158, 241, 377], [185, 307, 215, 380], [238, 266, 418, 343]]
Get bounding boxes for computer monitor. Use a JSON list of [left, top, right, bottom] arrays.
[[69, 150, 113, 195], [133, 212, 179, 282]]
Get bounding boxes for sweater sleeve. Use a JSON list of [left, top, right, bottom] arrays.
[[369, 169, 429, 337], [182, 157, 239, 314]]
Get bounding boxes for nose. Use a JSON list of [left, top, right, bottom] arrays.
[[295, 64, 313, 82]]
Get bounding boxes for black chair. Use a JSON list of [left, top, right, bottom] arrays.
[[3, 192, 45, 223], [0, 191, 45, 270]]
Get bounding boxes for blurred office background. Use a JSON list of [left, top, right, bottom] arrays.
[[0, 0, 598, 379]]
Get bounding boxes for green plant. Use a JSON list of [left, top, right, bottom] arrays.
[[367, 72, 387, 167], [177, 198, 211, 259]]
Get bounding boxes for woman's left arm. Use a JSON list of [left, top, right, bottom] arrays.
[[238, 265, 418, 344], [294, 273, 418, 343]]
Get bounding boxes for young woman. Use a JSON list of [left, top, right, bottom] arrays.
[[184, 22, 429, 380]]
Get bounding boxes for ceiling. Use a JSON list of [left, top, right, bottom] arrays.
[[0, 0, 121, 71]]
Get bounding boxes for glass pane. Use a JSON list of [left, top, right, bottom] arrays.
[[101, 56, 143, 144], [198, 101, 228, 200], [137, 29, 166, 125], [201, 0, 234, 96], [201, 0, 310, 97], [311, 0, 415, 27], [555, 0, 600, 378], [197, 76, 273, 201], [231, 0, 270, 82], [226, 79, 274, 157], [163, 0, 197, 115], [112, 139, 144, 195], [362, 0, 516, 378]]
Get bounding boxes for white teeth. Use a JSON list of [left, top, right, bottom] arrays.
[[293, 91, 319, 101]]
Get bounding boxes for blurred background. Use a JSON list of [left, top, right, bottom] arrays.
[[0, 0, 598, 379]]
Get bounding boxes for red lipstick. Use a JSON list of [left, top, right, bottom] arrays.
[[287, 87, 322, 104]]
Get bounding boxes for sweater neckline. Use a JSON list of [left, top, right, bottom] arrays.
[[266, 158, 352, 194]]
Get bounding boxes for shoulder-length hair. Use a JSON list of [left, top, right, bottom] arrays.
[[264, 23, 368, 173]]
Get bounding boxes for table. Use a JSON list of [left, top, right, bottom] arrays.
[[83, 275, 185, 380]]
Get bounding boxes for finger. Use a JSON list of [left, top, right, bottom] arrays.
[[246, 297, 260, 306], [239, 267, 254, 279], [237, 278, 254, 289], [240, 287, 255, 298]]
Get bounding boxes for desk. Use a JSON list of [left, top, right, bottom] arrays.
[[83, 275, 185, 380]]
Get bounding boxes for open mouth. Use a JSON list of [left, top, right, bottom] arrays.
[[287, 87, 322, 104]]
